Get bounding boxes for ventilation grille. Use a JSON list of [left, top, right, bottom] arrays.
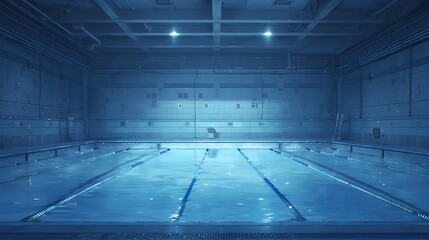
[[164, 83, 214, 88], [102, 232, 429, 239], [0, 233, 78, 239], [1, 232, 428, 239], [274, 0, 294, 5], [154, 0, 172, 5]]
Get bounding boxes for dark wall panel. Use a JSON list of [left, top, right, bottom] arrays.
[[0, 38, 86, 149], [341, 40, 429, 147]]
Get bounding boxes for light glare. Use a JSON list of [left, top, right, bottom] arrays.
[[264, 31, 272, 37], [170, 30, 179, 37]]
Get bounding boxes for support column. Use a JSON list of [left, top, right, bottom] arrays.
[[81, 69, 88, 138], [359, 67, 363, 119], [408, 47, 413, 117], [38, 54, 43, 118]]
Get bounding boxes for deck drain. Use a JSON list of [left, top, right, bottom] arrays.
[[101, 232, 429, 239], [2, 232, 429, 239], [0, 233, 79, 239]]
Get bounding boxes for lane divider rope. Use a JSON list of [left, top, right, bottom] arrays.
[[270, 148, 429, 221], [21, 149, 170, 222], [0, 147, 100, 169], [307, 147, 429, 178], [0, 148, 130, 185], [238, 148, 306, 222]]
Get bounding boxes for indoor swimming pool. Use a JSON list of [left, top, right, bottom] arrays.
[[0, 143, 428, 224]]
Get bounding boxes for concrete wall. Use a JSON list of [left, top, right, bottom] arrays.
[[0, 38, 86, 149], [341, 40, 429, 147], [88, 70, 335, 139]]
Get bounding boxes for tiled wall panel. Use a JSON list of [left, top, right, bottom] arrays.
[[88, 71, 335, 139], [341, 40, 429, 148]]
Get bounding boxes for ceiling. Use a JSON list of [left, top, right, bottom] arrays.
[[8, 0, 429, 56]]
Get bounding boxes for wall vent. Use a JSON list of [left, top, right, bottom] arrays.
[[178, 93, 188, 99], [274, 0, 294, 5], [154, 0, 172, 5], [373, 128, 381, 138]]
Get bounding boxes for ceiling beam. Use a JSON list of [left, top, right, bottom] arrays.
[[58, 10, 382, 24], [372, 0, 399, 16], [98, 44, 340, 50], [93, 0, 148, 51], [212, 0, 222, 51], [20, 0, 74, 36], [73, 32, 359, 37], [59, 18, 382, 24], [292, 0, 343, 46], [294, 0, 312, 10], [97, 37, 344, 49], [61, 19, 380, 24]]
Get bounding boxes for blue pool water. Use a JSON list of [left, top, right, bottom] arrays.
[[0, 145, 428, 223]]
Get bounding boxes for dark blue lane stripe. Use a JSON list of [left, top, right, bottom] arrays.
[[0, 148, 130, 185], [307, 148, 429, 178], [237, 148, 306, 222], [171, 149, 209, 222], [22, 149, 170, 222], [270, 149, 429, 221]]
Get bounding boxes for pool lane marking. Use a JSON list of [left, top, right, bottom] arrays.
[[21, 149, 171, 222], [170, 148, 209, 222], [307, 148, 429, 178], [270, 149, 429, 221], [0, 148, 131, 185], [237, 148, 306, 222]]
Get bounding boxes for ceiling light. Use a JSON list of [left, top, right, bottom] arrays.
[[170, 30, 179, 37], [264, 31, 272, 37]]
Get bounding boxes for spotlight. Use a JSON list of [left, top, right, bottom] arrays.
[[170, 30, 179, 37]]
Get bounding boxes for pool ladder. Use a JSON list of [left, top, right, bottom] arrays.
[[332, 113, 344, 142]]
